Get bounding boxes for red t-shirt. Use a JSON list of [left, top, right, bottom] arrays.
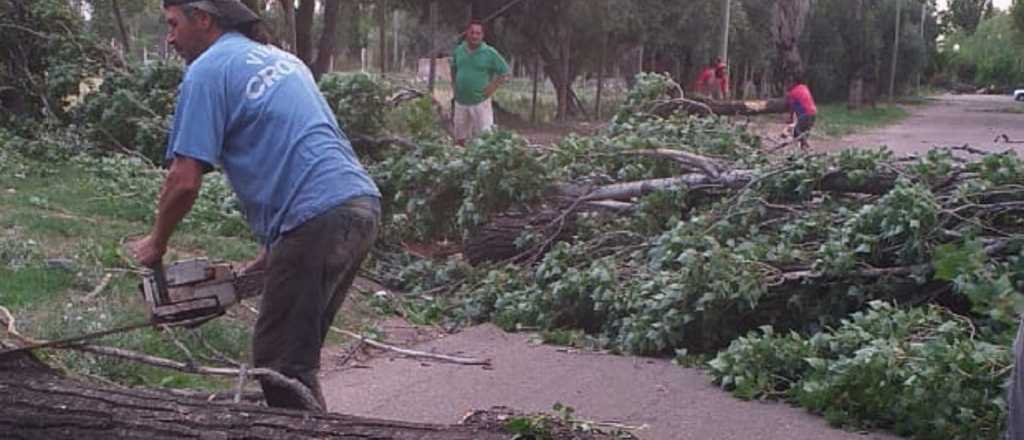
[[696, 67, 715, 91], [786, 84, 817, 117], [714, 64, 729, 94]]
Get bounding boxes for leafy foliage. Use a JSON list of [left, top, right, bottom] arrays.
[[710, 302, 1010, 439], [0, 0, 117, 124], [371, 130, 550, 242], [942, 12, 1024, 88], [71, 61, 183, 163], [319, 72, 391, 140]]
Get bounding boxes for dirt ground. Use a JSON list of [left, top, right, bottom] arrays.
[[317, 94, 1022, 440], [825, 94, 1024, 154]]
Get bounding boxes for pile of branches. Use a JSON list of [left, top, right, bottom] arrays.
[[361, 73, 1023, 438]]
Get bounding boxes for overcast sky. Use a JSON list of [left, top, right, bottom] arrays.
[[936, 0, 1012, 11]]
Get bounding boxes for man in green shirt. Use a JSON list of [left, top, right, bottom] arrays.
[[449, 21, 509, 146]]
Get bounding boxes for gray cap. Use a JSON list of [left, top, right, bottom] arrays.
[[163, 0, 260, 27]]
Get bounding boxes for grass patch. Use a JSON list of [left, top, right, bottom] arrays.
[[0, 267, 76, 308], [0, 150, 267, 390], [816, 103, 911, 138]]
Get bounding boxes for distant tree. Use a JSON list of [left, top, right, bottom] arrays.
[[941, 0, 994, 35], [772, 0, 810, 82], [945, 12, 1024, 87], [1012, 0, 1024, 34]]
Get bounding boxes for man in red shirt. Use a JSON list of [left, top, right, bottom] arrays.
[[714, 60, 729, 100], [694, 63, 716, 96], [785, 75, 817, 150]]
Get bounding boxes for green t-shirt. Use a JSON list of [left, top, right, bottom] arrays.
[[450, 42, 509, 106]]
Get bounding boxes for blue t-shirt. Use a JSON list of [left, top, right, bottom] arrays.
[[166, 32, 380, 245]]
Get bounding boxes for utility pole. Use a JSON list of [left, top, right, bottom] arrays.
[[889, 0, 902, 102], [720, 0, 731, 64], [918, 1, 926, 91], [393, 9, 400, 71], [378, 1, 387, 73], [428, 0, 437, 93], [111, 0, 132, 57]]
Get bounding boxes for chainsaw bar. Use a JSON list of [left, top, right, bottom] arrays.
[[0, 267, 265, 360], [0, 320, 158, 359]]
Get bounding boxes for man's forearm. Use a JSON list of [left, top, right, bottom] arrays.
[[484, 75, 509, 98], [150, 168, 201, 248]]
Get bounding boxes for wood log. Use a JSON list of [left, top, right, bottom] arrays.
[[0, 353, 514, 440], [555, 168, 898, 202], [464, 209, 577, 265], [650, 98, 788, 118]]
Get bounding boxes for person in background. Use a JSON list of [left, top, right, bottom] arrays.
[[694, 59, 717, 97], [785, 74, 817, 150], [449, 21, 510, 146], [714, 59, 729, 100]]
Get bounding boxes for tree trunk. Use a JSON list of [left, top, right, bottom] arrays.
[[531, 55, 540, 123], [620, 44, 643, 88], [558, 37, 570, 120], [889, 0, 903, 102], [464, 165, 901, 265], [311, 0, 341, 80], [111, 0, 131, 56], [595, 34, 607, 120], [848, 76, 864, 109], [278, 0, 297, 53], [428, 0, 438, 92], [464, 210, 578, 265], [771, 0, 810, 80], [541, 53, 583, 119], [0, 358, 511, 440], [378, 0, 387, 73], [295, 0, 315, 65], [847, 0, 866, 109]]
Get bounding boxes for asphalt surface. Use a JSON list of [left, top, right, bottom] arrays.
[[322, 324, 897, 440], [829, 93, 1024, 154]]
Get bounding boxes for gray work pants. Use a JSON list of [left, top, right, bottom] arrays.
[[253, 197, 379, 411], [1009, 315, 1024, 439]]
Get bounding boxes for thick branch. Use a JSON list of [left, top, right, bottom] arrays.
[[621, 149, 724, 177], [0, 366, 513, 439], [651, 98, 788, 118]]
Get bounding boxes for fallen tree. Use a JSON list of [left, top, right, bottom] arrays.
[[0, 356, 501, 439], [0, 350, 621, 440]]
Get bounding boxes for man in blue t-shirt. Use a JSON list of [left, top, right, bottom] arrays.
[[130, 0, 381, 412]]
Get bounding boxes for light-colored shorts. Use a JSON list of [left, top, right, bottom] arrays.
[[454, 98, 494, 143]]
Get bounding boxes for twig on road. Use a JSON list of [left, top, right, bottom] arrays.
[[239, 303, 490, 366]]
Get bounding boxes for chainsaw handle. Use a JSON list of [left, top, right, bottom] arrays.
[[148, 262, 171, 305]]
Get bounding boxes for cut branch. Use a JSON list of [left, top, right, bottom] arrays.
[[621, 149, 724, 177]]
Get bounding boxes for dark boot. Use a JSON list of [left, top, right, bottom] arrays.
[[258, 373, 324, 412]]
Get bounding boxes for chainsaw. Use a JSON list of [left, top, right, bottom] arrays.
[[0, 259, 264, 358]]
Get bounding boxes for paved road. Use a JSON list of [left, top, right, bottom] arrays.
[[828, 93, 1024, 155], [322, 324, 896, 440]]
